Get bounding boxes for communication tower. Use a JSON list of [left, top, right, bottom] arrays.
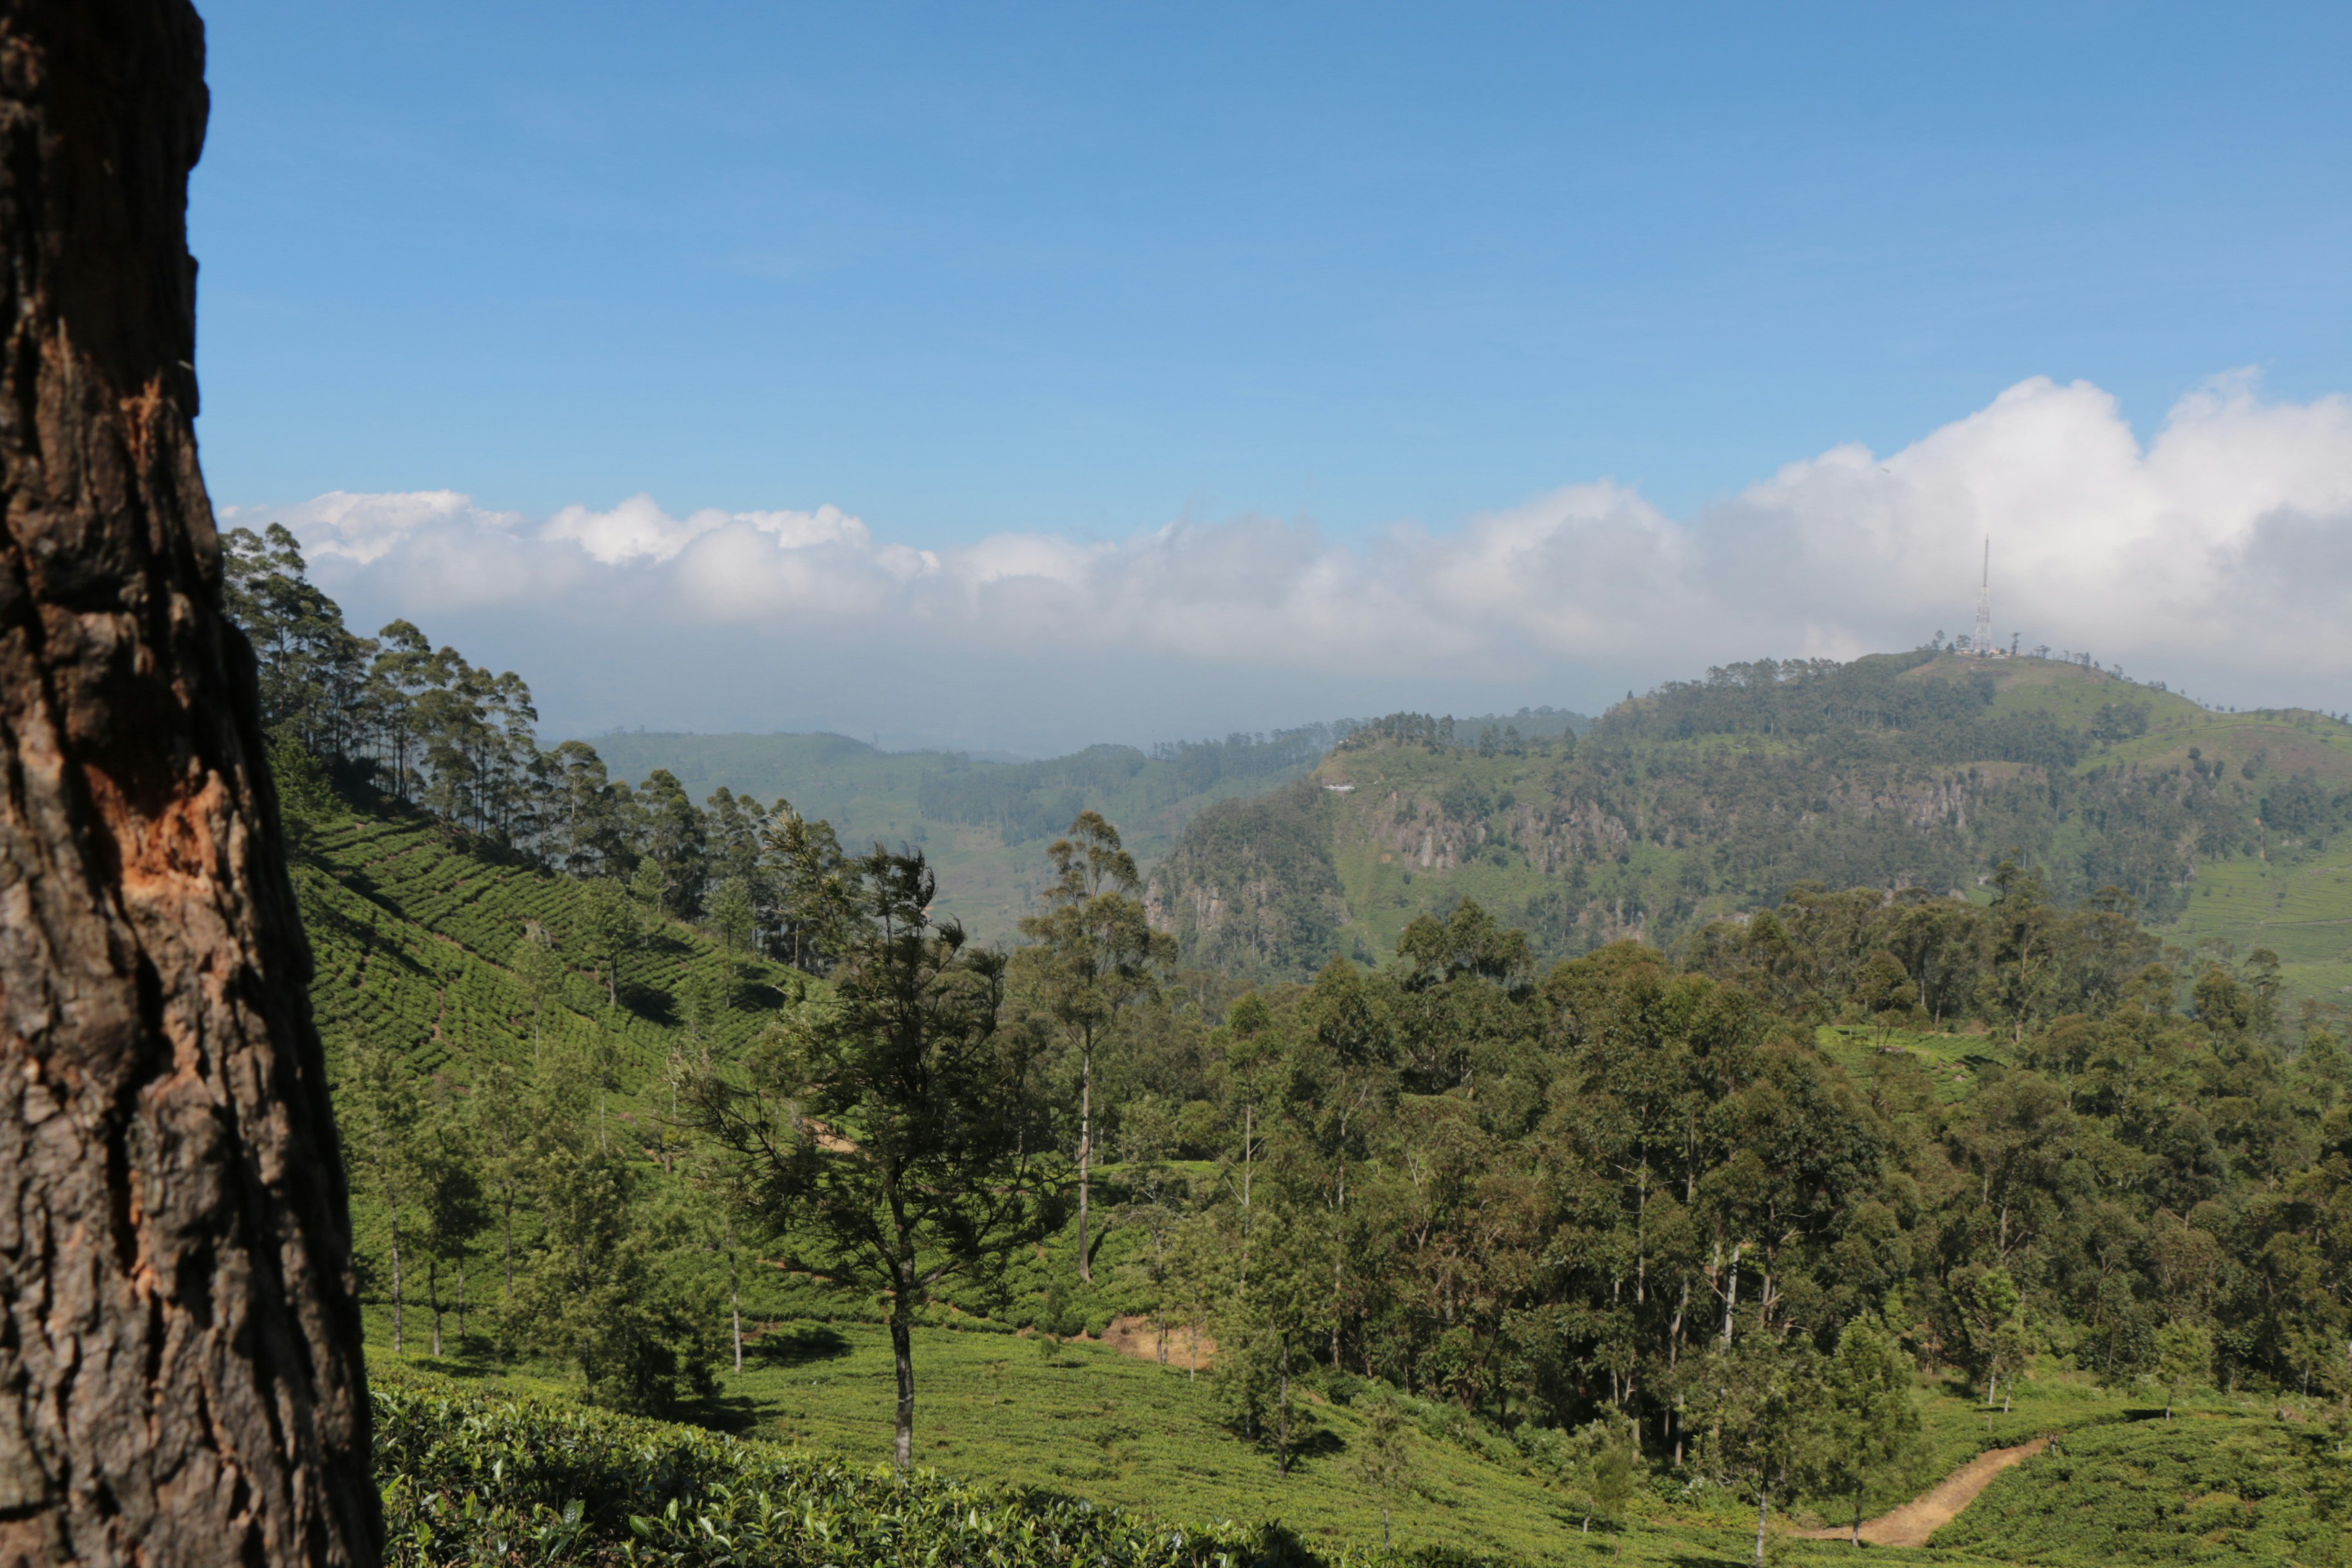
[[1970, 537, 1994, 655]]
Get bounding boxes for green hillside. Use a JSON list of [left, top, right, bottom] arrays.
[[236, 453, 2352, 1568], [294, 778, 2352, 1568], [286, 791, 1720, 1565], [1931, 1408, 2352, 1564], [284, 770, 793, 1348], [1148, 652, 2352, 1000]]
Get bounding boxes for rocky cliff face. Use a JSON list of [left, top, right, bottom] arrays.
[[1338, 762, 2043, 879], [1144, 781, 1349, 976]]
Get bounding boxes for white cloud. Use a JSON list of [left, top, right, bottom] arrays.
[[221, 488, 521, 565], [542, 493, 716, 564], [226, 371, 2352, 743], [1693, 373, 2352, 676]]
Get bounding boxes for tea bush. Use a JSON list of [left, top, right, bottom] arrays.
[[1930, 1413, 2352, 1565], [373, 1377, 1496, 1568]]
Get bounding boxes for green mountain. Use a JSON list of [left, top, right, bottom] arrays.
[[1149, 651, 2352, 997]]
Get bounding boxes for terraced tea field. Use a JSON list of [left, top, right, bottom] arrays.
[[296, 805, 789, 1093], [2163, 854, 2352, 1001]]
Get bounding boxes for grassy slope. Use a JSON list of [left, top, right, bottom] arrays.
[[578, 730, 1320, 945], [1813, 1023, 2014, 1108], [373, 1328, 2060, 1568], [1899, 651, 2208, 732], [392, 1313, 2340, 1568], [2169, 856, 2352, 999], [294, 794, 797, 1312]]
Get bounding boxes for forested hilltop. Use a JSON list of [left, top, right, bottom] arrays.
[[1152, 651, 2352, 999], [228, 523, 2352, 1565]]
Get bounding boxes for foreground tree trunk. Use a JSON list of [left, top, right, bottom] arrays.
[[0, 4, 379, 1562]]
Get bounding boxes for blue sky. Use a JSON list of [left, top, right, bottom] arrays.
[[199, 3, 2352, 749]]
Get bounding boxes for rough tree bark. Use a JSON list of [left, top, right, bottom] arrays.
[[0, 3, 380, 1563]]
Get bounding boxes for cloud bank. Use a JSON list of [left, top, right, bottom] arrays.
[[225, 373, 2352, 754]]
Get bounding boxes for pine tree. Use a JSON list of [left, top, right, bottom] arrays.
[[412, 1101, 486, 1359], [511, 927, 566, 1055], [707, 875, 758, 952], [577, 876, 643, 1008]]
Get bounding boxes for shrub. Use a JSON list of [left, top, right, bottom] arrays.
[[374, 1377, 1509, 1567]]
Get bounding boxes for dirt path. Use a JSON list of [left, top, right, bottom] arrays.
[[1798, 1436, 2048, 1547]]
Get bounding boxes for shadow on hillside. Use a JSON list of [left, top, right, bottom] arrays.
[[302, 896, 386, 955], [619, 982, 678, 1025], [315, 861, 383, 904], [747, 1324, 853, 1369], [670, 1391, 774, 1436], [398, 1354, 492, 1381], [1286, 1428, 1346, 1464], [732, 977, 785, 1012]]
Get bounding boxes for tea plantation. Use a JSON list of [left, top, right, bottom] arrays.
[[300, 794, 2352, 1567]]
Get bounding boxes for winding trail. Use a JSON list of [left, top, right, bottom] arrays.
[[1798, 1437, 2048, 1547]]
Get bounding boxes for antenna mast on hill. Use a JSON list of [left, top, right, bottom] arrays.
[[1972, 536, 1994, 654]]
